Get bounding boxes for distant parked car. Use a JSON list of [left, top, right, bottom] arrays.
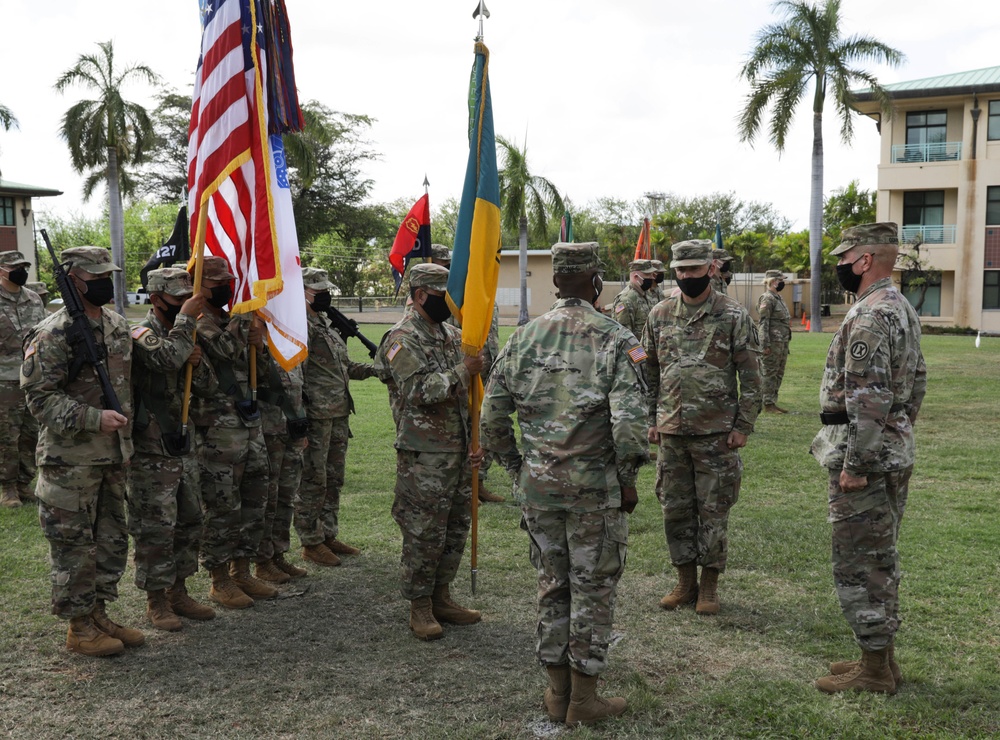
[[126, 288, 152, 305]]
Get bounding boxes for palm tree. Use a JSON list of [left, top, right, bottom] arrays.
[[55, 40, 159, 314], [496, 135, 564, 324], [0, 103, 18, 177], [738, 0, 902, 331]]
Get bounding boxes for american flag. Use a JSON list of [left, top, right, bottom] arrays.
[[187, 0, 308, 369]]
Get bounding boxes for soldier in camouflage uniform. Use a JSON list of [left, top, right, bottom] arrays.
[[26, 281, 50, 307], [811, 223, 927, 695], [294, 267, 376, 567], [644, 240, 762, 616], [190, 256, 275, 608], [708, 246, 731, 296], [611, 259, 657, 340], [650, 259, 666, 304], [21, 246, 143, 657], [757, 269, 792, 413], [374, 262, 483, 641], [1, 251, 46, 507], [481, 242, 649, 727], [129, 268, 217, 630]]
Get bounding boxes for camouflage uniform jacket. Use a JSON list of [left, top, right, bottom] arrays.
[[376, 311, 470, 453], [756, 290, 791, 348], [190, 311, 268, 428], [20, 306, 133, 465], [481, 298, 649, 512], [260, 364, 305, 435], [643, 290, 762, 436], [304, 310, 374, 420], [131, 310, 218, 457], [1, 285, 46, 381], [611, 282, 650, 340], [710, 275, 729, 296], [811, 277, 927, 474]]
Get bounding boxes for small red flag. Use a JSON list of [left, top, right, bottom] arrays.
[[389, 194, 431, 274]]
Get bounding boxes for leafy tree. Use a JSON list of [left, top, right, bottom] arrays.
[[823, 179, 876, 241], [138, 91, 192, 204], [896, 238, 941, 314], [0, 103, 18, 177], [738, 0, 903, 330], [432, 197, 461, 248], [55, 39, 160, 313]]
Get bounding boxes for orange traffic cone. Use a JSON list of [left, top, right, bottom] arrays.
[[801, 313, 807, 326], [806, 318, 811, 331]]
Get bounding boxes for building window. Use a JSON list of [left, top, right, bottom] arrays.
[[903, 191, 945, 243], [984, 271, 1000, 310], [902, 270, 941, 317], [989, 101, 1000, 141], [988, 186, 1000, 226], [0, 197, 14, 227]]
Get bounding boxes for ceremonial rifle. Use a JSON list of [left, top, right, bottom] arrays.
[[325, 306, 378, 359]]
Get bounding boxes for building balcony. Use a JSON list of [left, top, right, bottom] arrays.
[[901, 224, 956, 244], [891, 142, 962, 163]]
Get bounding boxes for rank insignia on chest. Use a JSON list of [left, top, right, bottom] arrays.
[[387, 341, 402, 362], [627, 345, 647, 363]]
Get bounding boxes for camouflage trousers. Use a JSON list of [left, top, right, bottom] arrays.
[[197, 424, 270, 570], [127, 452, 203, 592], [0, 380, 37, 487], [259, 428, 305, 560], [762, 342, 789, 405], [657, 433, 742, 572], [521, 507, 628, 676], [392, 450, 472, 600], [828, 466, 911, 651], [294, 416, 348, 547], [36, 464, 128, 619]]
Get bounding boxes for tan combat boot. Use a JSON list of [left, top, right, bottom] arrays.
[[230, 558, 278, 599], [1, 482, 22, 508], [324, 538, 360, 556], [254, 559, 291, 584], [763, 404, 787, 414], [431, 583, 481, 625], [209, 564, 254, 609], [815, 646, 896, 694], [564, 669, 627, 726], [830, 643, 902, 686], [146, 589, 182, 631], [695, 567, 721, 615], [409, 596, 444, 641], [302, 543, 340, 567], [166, 579, 215, 620], [659, 562, 698, 610], [478, 484, 505, 503], [66, 615, 124, 657], [17, 480, 36, 502], [92, 600, 145, 647], [272, 552, 307, 578], [543, 664, 572, 722]]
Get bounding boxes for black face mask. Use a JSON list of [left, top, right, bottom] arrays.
[[311, 291, 332, 312], [724, 275, 733, 285], [676, 274, 712, 299], [421, 293, 452, 323], [159, 299, 184, 324], [721, 261, 732, 274], [81, 277, 115, 307], [655, 274, 665, 285], [640, 277, 654, 292], [836, 261, 864, 294], [775, 281, 785, 292], [208, 284, 232, 309], [7, 267, 29, 286]]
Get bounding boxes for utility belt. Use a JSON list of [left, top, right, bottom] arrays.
[[820, 403, 904, 425]]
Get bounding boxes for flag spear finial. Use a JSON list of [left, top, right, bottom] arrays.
[[423, 174, 430, 192], [472, 1, 489, 41]]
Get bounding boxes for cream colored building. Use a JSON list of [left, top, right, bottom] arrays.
[[853, 66, 1000, 331], [0, 178, 62, 279]]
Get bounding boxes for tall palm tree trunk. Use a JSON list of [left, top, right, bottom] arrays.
[[107, 147, 127, 316], [809, 109, 824, 332], [517, 215, 529, 325]]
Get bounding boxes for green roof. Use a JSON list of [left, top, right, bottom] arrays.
[[0, 178, 63, 198], [854, 65, 1000, 101]]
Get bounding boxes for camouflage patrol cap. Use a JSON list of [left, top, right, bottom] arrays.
[[26, 281, 48, 296], [552, 242, 601, 274], [832, 222, 899, 256], [147, 267, 194, 297], [713, 248, 732, 262], [196, 255, 237, 281], [629, 259, 655, 274], [763, 269, 784, 284], [301, 267, 334, 291], [61, 246, 121, 274], [650, 259, 664, 273], [0, 250, 30, 268], [409, 262, 449, 291], [430, 244, 452, 263], [669, 239, 714, 268]]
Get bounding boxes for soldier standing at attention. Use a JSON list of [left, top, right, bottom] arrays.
[[375, 262, 482, 641], [129, 268, 217, 630], [295, 267, 375, 567], [480, 242, 649, 727], [811, 223, 926, 695], [21, 246, 142, 656], [649, 259, 666, 304], [643, 240, 762, 616], [757, 269, 792, 413], [1, 251, 46, 507], [709, 247, 732, 296], [612, 259, 657, 340], [26, 281, 50, 308], [190, 256, 275, 608]]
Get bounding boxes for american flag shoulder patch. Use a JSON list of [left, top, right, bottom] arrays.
[[614, 303, 626, 313], [387, 341, 402, 362], [627, 345, 647, 363], [24, 343, 36, 359], [131, 326, 151, 340]]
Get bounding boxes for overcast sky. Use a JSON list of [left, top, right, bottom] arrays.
[[2, 0, 996, 235]]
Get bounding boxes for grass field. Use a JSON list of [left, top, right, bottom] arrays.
[[1, 327, 999, 738]]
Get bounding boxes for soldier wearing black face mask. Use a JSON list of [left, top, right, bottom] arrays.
[[757, 269, 792, 413], [710, 248, 733, 297], [611, 259, 658, 341]]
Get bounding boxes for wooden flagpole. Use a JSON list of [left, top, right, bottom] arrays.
[[179, 207, 208, 437]]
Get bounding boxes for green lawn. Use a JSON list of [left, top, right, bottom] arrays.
[[1, 328, 998, 738]]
